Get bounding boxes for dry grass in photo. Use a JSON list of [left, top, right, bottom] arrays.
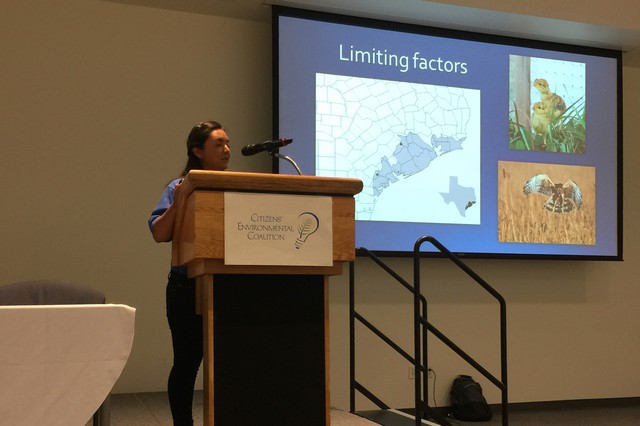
[[498, 161, 595, 245]]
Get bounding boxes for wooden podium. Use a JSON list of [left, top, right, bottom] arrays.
[[171, 170, 362, 426]]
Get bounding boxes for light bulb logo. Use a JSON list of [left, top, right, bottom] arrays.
[[295, 212, 319, 249]]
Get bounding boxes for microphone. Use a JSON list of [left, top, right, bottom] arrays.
[[241, 138, 293, 156]]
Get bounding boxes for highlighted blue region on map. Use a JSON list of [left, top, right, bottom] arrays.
[[374, 132, 466, 196]]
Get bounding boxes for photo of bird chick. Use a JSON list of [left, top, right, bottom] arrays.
[[531, 101, 551, 141], [533, 78, 567, 119], [508, 55, 586, 153]]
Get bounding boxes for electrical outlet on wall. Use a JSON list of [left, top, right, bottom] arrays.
[[409, 366, 435, 379]]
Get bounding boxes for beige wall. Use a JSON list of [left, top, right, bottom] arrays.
[[428, 0, 640, 31], [0, 0, 272, 395], [1, 0, 639, 411]]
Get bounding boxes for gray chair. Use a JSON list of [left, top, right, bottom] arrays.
[[0, 279, 111, 426]]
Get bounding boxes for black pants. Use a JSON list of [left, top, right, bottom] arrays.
[[166, 272, 202, 426]]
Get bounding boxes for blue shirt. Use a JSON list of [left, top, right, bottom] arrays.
[[148, 178, 187, 274], [148, 178, 182, 232]]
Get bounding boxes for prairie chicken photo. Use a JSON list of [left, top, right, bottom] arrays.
[[498, 161, 595, 245]]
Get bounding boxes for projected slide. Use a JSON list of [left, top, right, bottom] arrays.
[[276, 8, 621, 259], [315, 73, 480, 224]]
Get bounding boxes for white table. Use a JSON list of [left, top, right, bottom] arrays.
[[0, 304, 135, 426]]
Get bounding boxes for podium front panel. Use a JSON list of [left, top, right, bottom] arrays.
[[212, 274, 327, 426]]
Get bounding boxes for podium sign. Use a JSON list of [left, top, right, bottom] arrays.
[[224, 192, 333, 266]]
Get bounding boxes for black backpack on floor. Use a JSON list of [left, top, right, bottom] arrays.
[[449, 374, 492, 421]]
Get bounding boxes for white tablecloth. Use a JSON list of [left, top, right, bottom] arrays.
[[0, 304, 135, 426]]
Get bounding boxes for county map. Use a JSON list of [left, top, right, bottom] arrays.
[[315, 73, 481, 224]]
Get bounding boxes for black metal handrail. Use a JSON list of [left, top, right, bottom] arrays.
[[350, 247, 449, 426], [414, 236, 508, 426], [349, 237, 508, 426]]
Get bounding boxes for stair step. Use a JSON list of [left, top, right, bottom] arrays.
[[355, 409, 444, 426]]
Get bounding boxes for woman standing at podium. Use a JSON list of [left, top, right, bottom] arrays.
[[148, 120, 231, 426]]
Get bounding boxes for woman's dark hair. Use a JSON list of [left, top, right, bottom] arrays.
[[181, 120, 223, 176]]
